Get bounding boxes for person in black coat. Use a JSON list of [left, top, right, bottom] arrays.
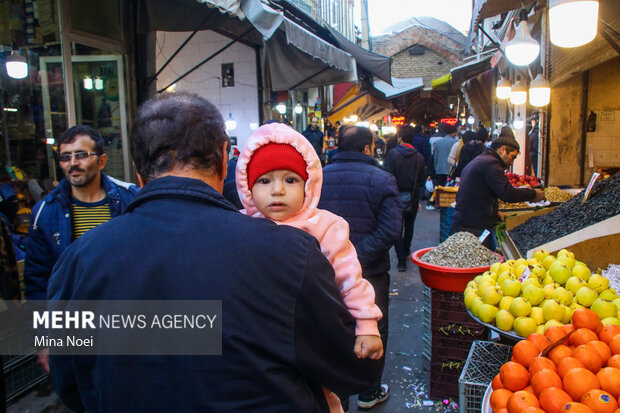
[[455, 130, 485, 178], [47, 93, 380, 413], [383, 126, 426, 271], [319, 126, 402, 410]]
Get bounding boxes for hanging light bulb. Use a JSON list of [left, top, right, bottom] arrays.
[[356, 121, 370, 127], [513, 113, 525, 130], [529, 71, 551, 107], [294, 103, 303, 114], [505, 10, 540, 66], [550, 0, 599, 48], [275, 103, 286, 114], [94, 77, 104, 90], [510, 76, 527, 105], [225, 113, 237, 131], [496, 76, 512, 99], [349, 114, 359, 123], [5, 48, 28, 79], [370, 124, 379, 131], [467, 116, 475, 125], [83, 76, 93, 90]]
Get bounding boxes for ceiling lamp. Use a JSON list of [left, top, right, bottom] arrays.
[[513, 113, 525, 130], [94, 77, 104, 90], [496, 76, 512, 99], [83, 76, 93, 90], [549, 0, 599, 48], [467, 116, 475, 125], [275, 103, 286, 114], [505, 9, 540, 66], [349, 114, 359, 123], [225, 113, 236, 131], [529, 71, 551, 107], [294, 103, 303, 114], [509, 76, 527, 105], [356, 121, 370, 127], [5, 48, 28, 79], [369, 124, 378, 131]]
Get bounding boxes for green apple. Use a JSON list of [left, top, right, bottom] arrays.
[[479, 304, 499, 323], [476, 275, 495, 295], [501, 278, 521, 298], [599, 289, 618, 301], [570, 302, 586, 311], [557, 249, 575, 259], [562, 306, 573, 324], [509, 297, 532, 317], [498, 262, 512, 274], [542, 276, 555, 287], [470, 297, 484, 317], [495, 309, 515, 331], [523, 284, 545, 306], [473, 275, 483, 283], [490, 262, 501, 274], [542, 255, 557, 270], [514, 316, 538, 338], [531, 266, 547, 281], [551, 287, 573, 306], [499, 296, 515, 311], [614, 298, 620, 311], [557, 255, 576, 270], [513, 264, 529, 278], [549, 262, 572, 285], [497, 271, 513, 286], [528, 258, 541, 267], [543, 284, 556, 299], [588, 273, 610, 293], [544, 319, 564, 331], [522, 277, 541, 290], [572, 264, 591, 281], [591, 298, 618, 320], [530, 306, 545, 325], [575, 286, 598, 307], [602, 317, 620, 327], [536, 325, 545, 334], [565, 276, 588, 295], [542, 299, 565, 322], [466, 280, 478, 290], [481, 270, 497, 281], [533, 249, 549, 262], [482, 286, 503, 305], [464, 290, 480, 309]]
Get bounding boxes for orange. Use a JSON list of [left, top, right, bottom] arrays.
[[564, 367, 601, 401], [500, 362, 531, 392], [547, 326, 569, 343], [608, 355, 620, 369], [609, 336, 620, 355], [492, 373, 505, 390], [573, 309, 603, 332], [582, 389, 618, 413], [514, 340, 542, 369], [524, 385, 535, 395], [496, 409, 508, 413], [599, 325, 620, 345], [507, 390, 540, 413], [529, 356, 557, 376], [574, 344, 605, 373], [564, 324, 577, 335], [572, 328, 602, 346], [589, 341, 613, 364], [539, 387, 573, 413], [597, 368, 620, 398], [531, 368, 563, 396], [528, 333, 552, 353], [522, 407, 545, 413], [490, 388, 513, 412], [563, 402, 596, 412], [550, 344, 574, 365], [559, 357, 586, 378]]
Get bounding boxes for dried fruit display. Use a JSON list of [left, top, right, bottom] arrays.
[[420, 232, 500, 267], [544, 186, 575, 202]]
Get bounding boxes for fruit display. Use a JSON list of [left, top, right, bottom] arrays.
[[464, 249, 619, 338], [510, 174, 620, 254], [544, 186, 575, 203], [499, 200, 531, 210], [420, 232, 501, 268], [505, 173, 542, 188], [488, 309, 620, 413]]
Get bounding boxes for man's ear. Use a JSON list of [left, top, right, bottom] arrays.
[[363, 145, 371, 155], [136, 173, 146, 188], [98, 154, 108, 170], [220, 142, 229, 179]]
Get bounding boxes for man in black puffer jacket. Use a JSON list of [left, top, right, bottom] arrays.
[[319, 126, 401, 410]]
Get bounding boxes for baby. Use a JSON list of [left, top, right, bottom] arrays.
[[236, 123, 383, 412]]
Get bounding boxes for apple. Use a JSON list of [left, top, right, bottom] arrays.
[[572, 264, 591, 281], [542, 299, 565, 322], [551, 287, 573, 306], [464, 289, 480, 309], [544, 319, 564, 332], [499, 296, 515, 311], [565, 276, 587, 295], [482, 286, 503, 305], [501, 279, 521, 298], [523, 284, 545, 306], [602, 317, 620, 327], [562, 306, 573, 324], [549, 261, 572, 285], [479, 304, 499, 323], [514, 316, 537, 338], [543, 284, 556, 299], [599, 289, 619, 301], [522, 277, 541, 290], [588, 273, 610, 293], [470, 297, 484, 317], [542, 255, 557, 271], [496, 310, 515, 331], [557, 255, 576, 270], [509, 297, 532, 317], [591, 298, 618, 320], [533, 249, 549, 262], [530, 306, 545, 325], [575, 286, 598, 307]]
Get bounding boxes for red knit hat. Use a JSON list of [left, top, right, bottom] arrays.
[[247, 143, 308, 190]]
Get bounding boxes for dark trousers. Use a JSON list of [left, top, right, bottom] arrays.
[[396, 208, 418, 262]]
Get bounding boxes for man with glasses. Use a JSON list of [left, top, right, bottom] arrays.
[[24, 125, 138, 370], [450, 132, 544, 250]]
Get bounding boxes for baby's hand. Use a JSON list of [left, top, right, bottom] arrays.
[[354, 335, 384, 360]]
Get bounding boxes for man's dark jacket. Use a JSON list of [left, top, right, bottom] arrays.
[[302, 126, 324, 157], [412, 134, 431, 164], [383, 144, 426, 203], [48, 176, 379, 413], [318, 152, 402, 277], [452, 149, 536, 231], [24, 172, 138, 300]]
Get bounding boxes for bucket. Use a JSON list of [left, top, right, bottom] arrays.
[[410, 247, 504, 293]]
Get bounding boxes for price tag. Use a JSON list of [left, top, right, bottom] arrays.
[[479, 229, 490, 242], [518, 266, 531, 283], [582, 172, 600, 204]]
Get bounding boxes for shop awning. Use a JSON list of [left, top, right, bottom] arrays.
[[137, 0, 357, 90], [450, 56, 492, 86], [327, 84, 394, 123], [373, 77, 424, 99], [431, 74, 451, 89]]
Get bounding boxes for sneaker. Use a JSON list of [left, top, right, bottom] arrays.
[[357, 384, 390, 409], [397, 260, 406, 272], [425, 204, 435, 210]]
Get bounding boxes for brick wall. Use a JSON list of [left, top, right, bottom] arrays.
[[391, 48, 459, 87]]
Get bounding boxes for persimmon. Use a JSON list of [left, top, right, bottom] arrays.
[[500, 362, 531, 392], [564, 324, 577, 334], [514, 340, 541, 368], [609, 335, 620, 355], [573, 344, 604, 373], [600, 325, 620, 344], [572, 328, 602, 346], [507, 390, 540, 413], [607, 355, 620, 369], [563, 402, 596, 412], [539, 387, 573, 413], [564, 368, 601, 401], [524, 385, 535, 395], [589, 341, 613, 364], [597, 368, 620, 398], [559, 357, 586, 378], [550, 344, 574, 365], [490, 388, 513, 412], [531, 368, 563, 396], [581, 389, 618, 413], [573, 309, 603, 332], [492, 373, 505, 390], [496, 409, 508, 413], [528, 333, 551, 353], [529, 356, 557, 376], [522, 407, 545, 413], [547, 326, 569, 343]]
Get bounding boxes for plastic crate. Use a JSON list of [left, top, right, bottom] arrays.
[[458, 341, 513, 413], [4, 354, 48, 402], [435, 189, 457, 208], [430, 359, 466, 399], [439, 207, 454, 242]]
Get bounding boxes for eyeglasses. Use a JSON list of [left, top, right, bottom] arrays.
[[58, 151, 98, 162]]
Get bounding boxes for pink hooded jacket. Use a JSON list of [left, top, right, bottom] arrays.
[[236, 123, 382, 337]]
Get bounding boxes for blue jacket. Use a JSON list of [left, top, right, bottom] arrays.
[[318, 152, 402, 277], [301, 126, 324, 157], [412, 133, 431, 164], [48, 176, 379, 412], [24, 172, 139, 300]]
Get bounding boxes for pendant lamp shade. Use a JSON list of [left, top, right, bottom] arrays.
[[225, 113, 237, 131], [506, 20, 540, 66], [5, 50, 28, 79], [496, 76, 512, 99], [529, 73, 551, 107], [514, 113, 525, 130], [550, 0, 599, 48], [510, 77, 527, 105]]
